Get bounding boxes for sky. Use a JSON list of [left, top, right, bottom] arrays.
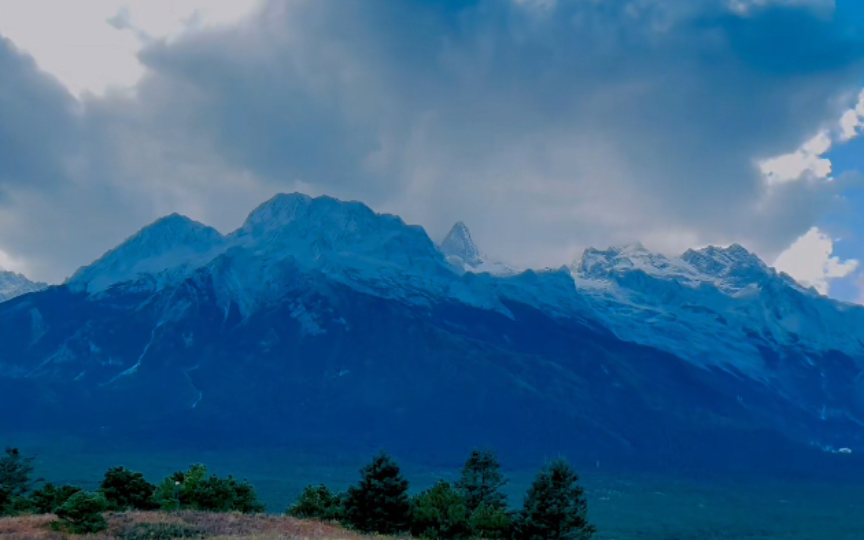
[[0, 0, 862, 303]]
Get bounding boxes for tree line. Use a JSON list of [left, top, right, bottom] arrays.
[[0, 446, 595, 539]]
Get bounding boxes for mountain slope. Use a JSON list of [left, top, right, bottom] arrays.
[[0, 270, 46, 302], [0, 193, 860, 473]]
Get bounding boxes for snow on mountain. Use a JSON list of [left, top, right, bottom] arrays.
[[570, 243, 862, 377], [68, 213, 227, 294], [62, 192, 860, 379], [0, 270, 47, 302], [439, 221, 519, 277]]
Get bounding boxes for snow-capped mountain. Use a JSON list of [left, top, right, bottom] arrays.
[[439, 221, 518, 276], [0, 270, 46, 302], [0, 193, 860, 472], [570, 243, 862, 378]]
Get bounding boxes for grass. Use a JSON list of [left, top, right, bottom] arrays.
[[4, 432, 863, 540], [0, 511, 396, 540]]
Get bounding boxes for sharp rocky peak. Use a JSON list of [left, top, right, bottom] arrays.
[[440, 221, 482, 265], [681, 244, 768, 277]]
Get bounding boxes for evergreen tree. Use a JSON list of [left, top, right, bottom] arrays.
[[0, 447, 42, 516], [287, 484, 343, 520], [99, 466, 158, 510], [512, 458, 595, 540], [30, 483, 83, 514], [0, 448, 40, 499], [54, 491, 109, 534], [455, 449, 508, 512], [410, 480, 471, 540], [343, 451, 412, 535]]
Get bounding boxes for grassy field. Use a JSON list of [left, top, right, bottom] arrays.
[[5, 433, 863, 540], [0, 510, 393, 540]]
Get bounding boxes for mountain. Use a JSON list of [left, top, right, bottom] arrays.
[[0, 270, 46, 302], [440, 222, 518, 276], [570, 243, 862, 377], [0, 193, 860, 475]]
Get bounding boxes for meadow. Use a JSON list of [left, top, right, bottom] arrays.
[[6, 432, 862, 540]]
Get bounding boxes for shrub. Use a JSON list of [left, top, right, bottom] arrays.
[[287, 484, 343, 521], [455, 449, 508, 513], [100, 466, 158, 510], [153, 464, 264, 513], [54, 491, 109, 534], [512, 458, 595, 540], [343, 451, 412, 535], [30, 483, 83, 514], [410, 480, 471, 540], [469, 502, 512, 540]]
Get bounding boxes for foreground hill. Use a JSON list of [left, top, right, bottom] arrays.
[[0, 193, 860, 474]]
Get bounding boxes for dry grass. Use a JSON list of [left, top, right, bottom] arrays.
[[0, 511, 402, 540]]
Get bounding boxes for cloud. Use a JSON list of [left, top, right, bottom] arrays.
[[839, 89, 864, 141], [0, 1, 260, 97], [773, 227, 859, 295], [0, 0, 861, 292], [759, 131, 833, 183], [757, 87, 864, 184]]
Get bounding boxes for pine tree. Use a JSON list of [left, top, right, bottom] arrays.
[[0, 448, 40, 499], [99, 466, 158, 510], [0, 447, 42, 515], [513, 458, 595, 540], [410, 480, 471, 540], [455, 449, 508, 512], [342, 451, 411, 535], [30, 483, 83, 514]]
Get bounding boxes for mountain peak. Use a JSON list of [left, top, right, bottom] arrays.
[[681, 243, 768, 281], [440, 221, 482, 266], [68, 213, 226, 293], [0, 270, 47, 302]]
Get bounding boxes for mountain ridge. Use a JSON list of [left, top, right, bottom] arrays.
[[1, 192, 860, 472]]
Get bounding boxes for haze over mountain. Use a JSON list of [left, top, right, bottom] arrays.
[[0, 194, 859, 475]]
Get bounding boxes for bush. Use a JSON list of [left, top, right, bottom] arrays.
[[455, 449, 508, 513], [153, 464, 264, 513], [100, 466, 158, 510], [287, 484, 344, 520], [54, 491, 109, 534], [410, 480, 471, 540], [512, 458, 595, 540], [343, 451, 412, 535], [30, 483, 83, 514], [469, 502, 512, 540]]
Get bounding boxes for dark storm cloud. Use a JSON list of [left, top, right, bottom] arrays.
[[0, 37, 80, 196], [0, 0, 861, 283]]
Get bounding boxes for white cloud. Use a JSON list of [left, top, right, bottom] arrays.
[[773, 227, 859, 295], [0, 0, 259, 97], [839, 89, 864, 141], [758, 89, 864, 185], [758, 131, 833, 184]]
